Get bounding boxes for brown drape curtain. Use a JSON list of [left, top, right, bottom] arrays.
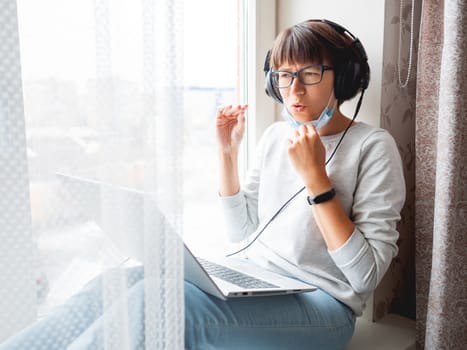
[[415, 0, 467, 349]]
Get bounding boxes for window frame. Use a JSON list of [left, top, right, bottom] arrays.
[[239, 0, 277, 171]]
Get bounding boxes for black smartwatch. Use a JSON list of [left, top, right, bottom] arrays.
[[307, 188, 336, 205]]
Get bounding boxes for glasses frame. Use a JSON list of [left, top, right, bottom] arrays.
[[271, 65, 334, 89]]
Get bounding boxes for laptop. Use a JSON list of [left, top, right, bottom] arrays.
[[56, 172, 316, 299], [184, 243, 316, 300]]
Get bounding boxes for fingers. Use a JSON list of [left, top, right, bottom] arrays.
[[236, 112, 246, 135], [217, 104, 248, 118], [290, 124, 317, 144], [300, 124, 318, 135], [216, 104, 231, 117]]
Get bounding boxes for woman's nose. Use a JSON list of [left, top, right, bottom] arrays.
[[289, 76, 305, 94]]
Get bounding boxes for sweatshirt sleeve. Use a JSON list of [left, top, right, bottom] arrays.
[[328, 130, 406, 294], [218, 126, 272, 242], [219, 188, 258, 242]]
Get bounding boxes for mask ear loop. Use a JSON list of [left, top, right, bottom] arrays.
[[325, 89, 336, 110], [225, 89, 365, 258], [314, 90, 338, 131]]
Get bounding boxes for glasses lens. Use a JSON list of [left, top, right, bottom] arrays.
[[272, 71, 293, 88], [272, 66, 325, 88], [299, 66, 323, 85]]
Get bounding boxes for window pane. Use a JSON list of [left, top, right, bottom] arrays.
[[182, 0, 239, 255], [15, 1, 240, 317]]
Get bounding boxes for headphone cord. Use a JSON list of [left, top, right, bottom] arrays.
[[226, 90, 365, 258]]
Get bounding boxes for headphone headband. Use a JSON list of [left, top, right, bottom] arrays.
[[316, 19, 368, 64], [264, 19, 370, 103]]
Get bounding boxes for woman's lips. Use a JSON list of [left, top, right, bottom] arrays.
[[291, 104, 305, 112]]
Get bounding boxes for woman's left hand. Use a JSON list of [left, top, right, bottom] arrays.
[[287, 124, 330, 193]]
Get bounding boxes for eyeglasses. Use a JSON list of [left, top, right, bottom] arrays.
[[271, 65, 333, 88]]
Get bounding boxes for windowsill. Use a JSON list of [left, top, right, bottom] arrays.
[[347, 313, 416, 350]]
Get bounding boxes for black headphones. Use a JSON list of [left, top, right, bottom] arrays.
[[264, 19, 370, 104]]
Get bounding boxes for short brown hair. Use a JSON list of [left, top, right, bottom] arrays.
[[269, 20, 355, 70], [267, 20, 370, 102]]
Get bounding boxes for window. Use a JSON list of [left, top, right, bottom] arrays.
[[16, 0, 245, 315], [182, 0, 240, 255], [182, 0, 277, 255], [18, 0, 254, 312], [15, 0, 274, 316]]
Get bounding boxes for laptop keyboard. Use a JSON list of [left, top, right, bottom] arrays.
[[198, 258, 279, 289]]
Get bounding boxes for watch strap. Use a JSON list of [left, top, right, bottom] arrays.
[[307, 188, 336, 205]]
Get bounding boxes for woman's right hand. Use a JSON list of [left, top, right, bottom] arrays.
[[216, 104, 248, 154]]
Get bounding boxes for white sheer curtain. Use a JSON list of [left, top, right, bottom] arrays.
[[0, 0, 184, 348]]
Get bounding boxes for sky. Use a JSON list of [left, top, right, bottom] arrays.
[[17, 0, 237, 87]]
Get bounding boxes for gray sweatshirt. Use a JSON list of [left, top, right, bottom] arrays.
[[220, 121, 406, 316]]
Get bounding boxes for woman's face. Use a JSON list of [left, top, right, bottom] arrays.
[[277, 61, 335, 123]]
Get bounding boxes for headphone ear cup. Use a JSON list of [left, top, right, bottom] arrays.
[[334, 61, 363, 100], [359, 60, 370, 91], [265, 70, 283, 104]]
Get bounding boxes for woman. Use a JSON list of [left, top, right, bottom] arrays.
[[212, 19, 405, 349]]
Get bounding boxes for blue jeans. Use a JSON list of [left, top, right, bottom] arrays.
[[0, 266, 355, 350], [185, 281, 355, 350]]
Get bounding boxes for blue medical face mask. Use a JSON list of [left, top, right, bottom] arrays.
[[281, 104, 335, 131]]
